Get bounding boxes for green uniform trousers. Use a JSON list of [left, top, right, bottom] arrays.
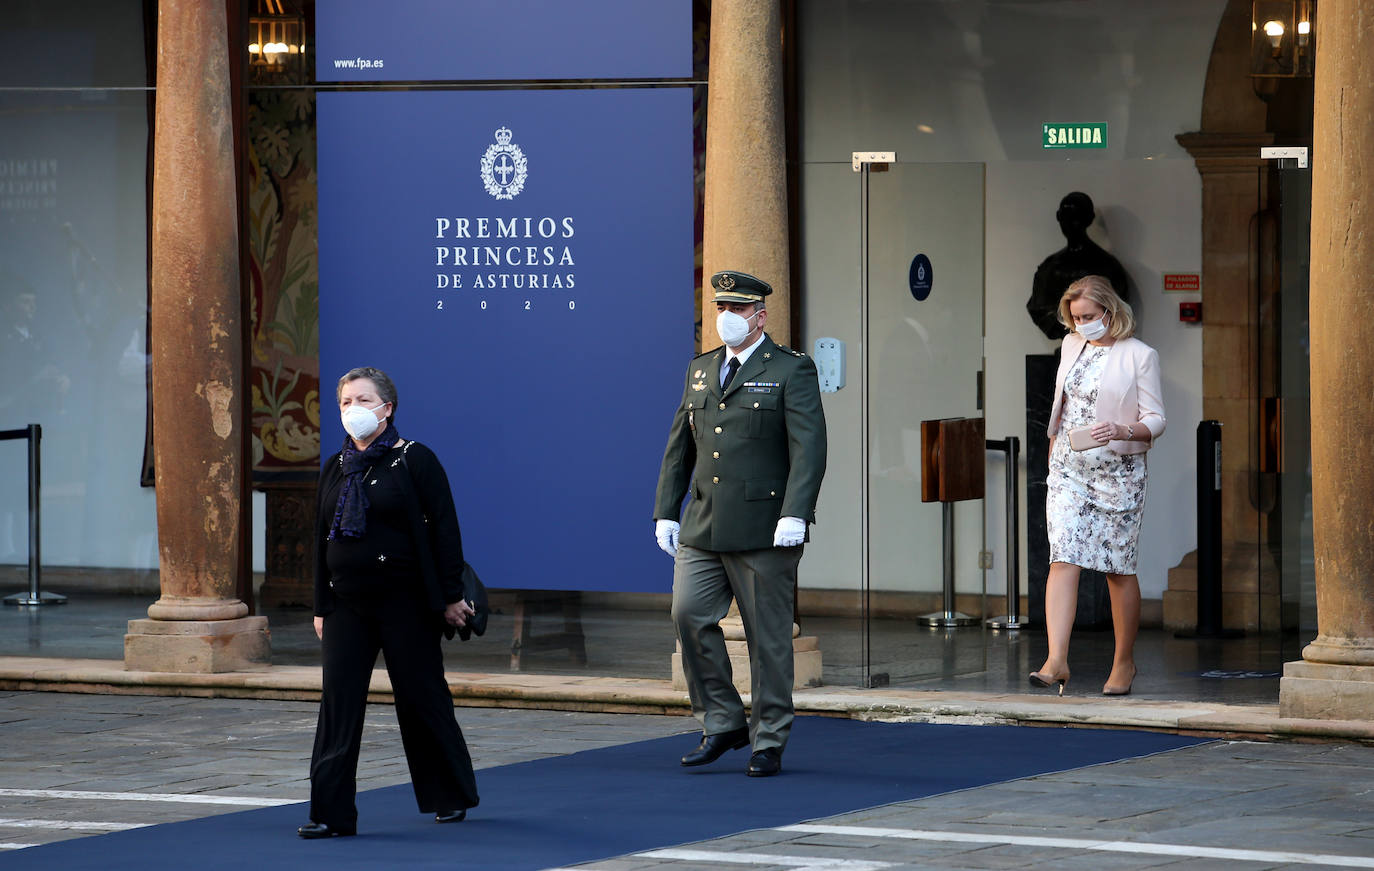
[[671, 543, 802, 752]]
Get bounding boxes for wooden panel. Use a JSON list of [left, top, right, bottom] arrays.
[[920, 419, 944, 502], [920, 417, 986, 503]]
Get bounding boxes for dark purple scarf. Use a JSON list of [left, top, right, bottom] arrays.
[[327, 425, 402, 540]]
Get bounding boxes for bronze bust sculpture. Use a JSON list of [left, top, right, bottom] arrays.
[[1026, 192, 1129, 340]]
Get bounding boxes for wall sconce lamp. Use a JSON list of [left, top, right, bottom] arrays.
[[1251, 0, 1315, 78]]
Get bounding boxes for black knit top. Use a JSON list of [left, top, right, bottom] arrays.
[[314, 440, 466, 618]]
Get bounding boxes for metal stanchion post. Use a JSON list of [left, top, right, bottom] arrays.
[[4, 424, 65, 606], [986, 436, 1027, 629], [917, 502, 979, 627]]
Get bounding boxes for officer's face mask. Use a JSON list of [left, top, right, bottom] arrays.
[[341, 402, 388, 441], [1077, 314, 1109, 342], [717, 307, 762, 348]]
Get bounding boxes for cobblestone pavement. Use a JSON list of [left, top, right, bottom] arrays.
[[1, 692, 1372, 870]]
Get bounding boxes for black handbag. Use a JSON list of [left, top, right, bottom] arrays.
[[455, 561, 490, 641], [395, 442, 490, 642]]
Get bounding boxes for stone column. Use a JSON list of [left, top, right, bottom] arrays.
[[701, 0, 791, 348], [681, 0, 821, 690], [125, 0, 269, 673], [1280, 0, 1374, 720]]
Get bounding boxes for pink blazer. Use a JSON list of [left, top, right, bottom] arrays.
[[1048, 333, 1165, 455]]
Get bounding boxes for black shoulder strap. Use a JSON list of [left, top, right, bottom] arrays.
[[392, 442, 445, 605], [394, 442, 427, 513]]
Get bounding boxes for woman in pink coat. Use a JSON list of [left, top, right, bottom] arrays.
[[1032, 275, 1166, 696]]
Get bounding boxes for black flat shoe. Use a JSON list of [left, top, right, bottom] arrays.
[[297, 821, 354, 839], [747, 747, 782, 777], [680, 726, 749, 767], [435, 809, 467, 823]]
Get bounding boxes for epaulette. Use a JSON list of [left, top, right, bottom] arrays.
[[696, 345, 725, 360], [774, 344, 805, 357]]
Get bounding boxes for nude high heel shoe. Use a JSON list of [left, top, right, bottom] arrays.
[[1102, 665, 1137, 696], [1028, 669, 1070, 696]]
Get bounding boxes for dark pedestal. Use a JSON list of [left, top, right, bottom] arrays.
[[510, 591, 587, 671], [257, 481, 316, 609], [1026, 353, 1112, 629]]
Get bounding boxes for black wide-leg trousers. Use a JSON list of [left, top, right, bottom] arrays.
[[309, 595, 479, 829]]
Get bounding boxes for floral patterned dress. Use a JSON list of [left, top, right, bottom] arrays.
[[1047, 344, 1147, 574]]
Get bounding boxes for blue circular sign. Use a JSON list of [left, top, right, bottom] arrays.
[[909, 254, 933, 301]]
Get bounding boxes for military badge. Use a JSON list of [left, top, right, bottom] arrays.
[[692, 381, 707, 392]]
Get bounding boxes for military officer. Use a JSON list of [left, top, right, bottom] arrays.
[[653, 270, 827, 777]]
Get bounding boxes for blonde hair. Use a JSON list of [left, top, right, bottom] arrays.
[[1057, 275, 1135, 339]]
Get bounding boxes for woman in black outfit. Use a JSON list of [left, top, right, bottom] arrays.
[[298, 366, 479, 839]]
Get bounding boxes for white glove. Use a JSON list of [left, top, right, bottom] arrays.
[[655, 519, 681, 556], [773, 516, 806, 547]]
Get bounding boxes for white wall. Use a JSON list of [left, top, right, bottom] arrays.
[[796, 0, 1224, 599]]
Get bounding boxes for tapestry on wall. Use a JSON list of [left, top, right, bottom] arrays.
[[247, 87, 320, 481]]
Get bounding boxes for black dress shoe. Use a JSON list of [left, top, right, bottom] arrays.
[[435, 809, 467, 823], [297, 821, 354, 839], [680, 726, 749, 767], [746, 747, 782, 777]]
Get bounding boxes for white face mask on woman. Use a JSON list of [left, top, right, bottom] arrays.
[[716, 308, 762, 347], [1077, 314, 1109, 342], [341, 403, 387, 441]]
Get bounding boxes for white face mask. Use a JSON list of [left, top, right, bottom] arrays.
[[716, 308, 762, 348], [1077, 314, 1109, 341], [341, 403, 387, 441]]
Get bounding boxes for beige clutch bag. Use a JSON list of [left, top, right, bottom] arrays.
[[1067, 425, 1106, 451]]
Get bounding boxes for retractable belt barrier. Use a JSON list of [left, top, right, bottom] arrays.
[[984, 436, 1026, 629], [1, 424, 65, 606]]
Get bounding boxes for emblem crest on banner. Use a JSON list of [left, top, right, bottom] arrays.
[[480, 126, 528, 200]]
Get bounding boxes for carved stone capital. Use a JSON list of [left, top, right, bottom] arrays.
[[1175, 131, 1275, 174]]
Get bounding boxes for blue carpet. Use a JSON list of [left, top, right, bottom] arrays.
[[2, 717, 1208, 870]]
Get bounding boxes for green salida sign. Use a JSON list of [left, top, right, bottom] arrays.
[[1042, 122, 1108, 149]]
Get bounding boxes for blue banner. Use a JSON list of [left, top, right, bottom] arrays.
[[315, 0, 692, 82], [317, 88, 694, 592]]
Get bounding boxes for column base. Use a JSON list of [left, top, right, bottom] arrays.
[[671, 635, 822, 693], [124, 616, 271, 673], [1280, 660, 1374, 721], [146, 596, 249, 621]]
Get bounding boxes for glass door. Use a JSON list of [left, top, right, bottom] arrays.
[[1260, 166, 1314, 644], [863, 162, 987, 685], [799, 159, 988, 688]]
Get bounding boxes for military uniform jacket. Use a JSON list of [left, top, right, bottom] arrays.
[[654, 334, 827, 552]]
